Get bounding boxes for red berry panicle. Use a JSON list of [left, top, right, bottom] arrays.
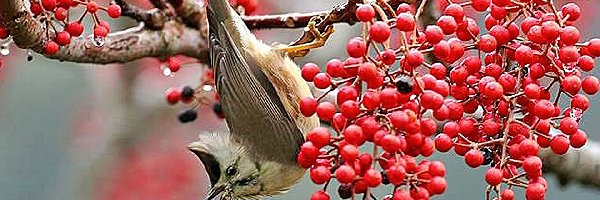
[[298, 1, 598, 200], [25, 0, 122, 55]]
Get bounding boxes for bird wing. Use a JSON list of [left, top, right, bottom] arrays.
[[208, 10, 305, 165]]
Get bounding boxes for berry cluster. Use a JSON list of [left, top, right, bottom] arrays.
[[163, 66, 223, 123], [26, 0, 122, 55], [298, 1, 599, 200]]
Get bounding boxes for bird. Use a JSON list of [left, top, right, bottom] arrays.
[[188, 0, 324, 199]]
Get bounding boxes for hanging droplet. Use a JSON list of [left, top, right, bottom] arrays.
[[202, 84, 213, 92], [26, 51, 33, 61], [0, 44, 10, 56], [569, 107, 583, 121], [162, 67, 174, 77], [92, 36, 105, 47]]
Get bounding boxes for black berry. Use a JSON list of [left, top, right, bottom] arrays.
[[338, 184, 353, 199], [178, 109, 198, 123], [181, 86, 195, 100], [395, 75, 413, 94], [482, 147, 494, 166]]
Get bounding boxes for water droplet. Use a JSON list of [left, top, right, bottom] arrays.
[[162, 67, 174, 77], [202, 84, 213, 92], [27, 51, 33, 61], [0, 44, 10, 56], [569, 107, 583, 121], [92, 36, 105, 47]]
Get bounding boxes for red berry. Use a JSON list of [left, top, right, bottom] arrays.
[[525, 183, 546, 200], [558, 46, 580, 63], [94, 26, 109, 37], [570, 130, 587, 148], [472, 0, 491, 12], [428, 177, 447, 195], [478, 34, 497, 53], [313, 73, 332, 89], [300, 97, 318, 117], [44, 41, 60, 55], [356, 4, 376, 22], [307, 127, 331, 148], [436, 15, 458, 35], [54, 31, 71, 46], [369, 22, 391, 43], [501, 189, 515, 200], [42, 0, 57, 11], [0, 27, 8, 39], [582, 76, 600, 95], [522, 156, 542, 177], [396, 13, 415, 31], [347, 37, 367, 58], [550, 135, 570, 155], [464, 149, 484, 168], [310, 166, 331, 184], [165, 87, 181, 105], [386, 165, 406, 185], [561, 75, 582, 95], [485, 168, 503, 186], [406, 50, 424, 67], [54, 7, 67, 21], [301, 63, 320, 81], [561, 3, 581, 21], [489, 25, 510, 44], [335, 165, 356, 184], [310, 190, 331, 200], [316, 102, 336, 121], [578, 55, 595, 72], [66, 22, 84, 37], [425, 25, 444, 44], [560, 26, 580, 46], [107, 4, 122, 18], [343, 125, 364, 145], [541, 21, 560, 41], [364, 169, 382, 187], [86, 1, 99, 13], [559, 117, 578, 135]]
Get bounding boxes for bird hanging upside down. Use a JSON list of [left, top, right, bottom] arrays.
[[188, 0, 327, 199]]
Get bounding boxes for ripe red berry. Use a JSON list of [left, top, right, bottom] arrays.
[[396, 13, 415, 32], [313, 73, 332, 89], [165, 87, 181, 105], [334, 165, 356, 184], [369, 22, 391, 43], [44, 41, 60, 55], [522, 156, 542, 176], [0, 27, 8, 39], [94, 26, 109, 37], [560, 26, 580, 46], [489, 25, 510, 44], [65, 22, 84, 37], [578, 55, 595, 72], [464, 149, 484, 168], [561, 3, 581, 21], [300, 97, 318, 117], [559, 117, 578, 135], [107, 4, 122, 18], [525, 183, 546, 200], [472, 0, 491, 12], [428, 177, 447, 195], [347, 37, 367, 58], [54, 31, 71, 46], [307, 127, 331, 148], [356, 4, 375, 22], [558, 46, 580, 63], [54, 7, 67, 21], [310, 190, 331, 200], [316, 102, 336, 121], [343, 125, 364, 145], [425, 25, 444, 44], [478, 34, 497, 53], [436, 15, 458, 34], [406, 50, 424, 67], [541, 21, 560, 41], [386, 165, 406, 185], [570, 130, 587, 148], [483, 81, 504, 100], [86, 1, 99, 13], [561, 75, 582, 95], [42, 0, 57, 11], [485, 168, 503, 186], [310, 166, 331, 184], [301, 63, 320, 81], [501, 189, 515, 200], [550, 135, 570, 155], [582, 76, 600, 95], [364, 169, 383, 187]]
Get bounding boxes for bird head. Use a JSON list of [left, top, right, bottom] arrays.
[[188, 130, 306, 200]]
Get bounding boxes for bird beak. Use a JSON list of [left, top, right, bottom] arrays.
[[205, 185, 226, 200]]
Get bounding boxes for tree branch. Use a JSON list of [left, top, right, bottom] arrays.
[[114, 0, 169, 29]]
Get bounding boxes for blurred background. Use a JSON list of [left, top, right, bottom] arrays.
[[1, 0, 600, 199]]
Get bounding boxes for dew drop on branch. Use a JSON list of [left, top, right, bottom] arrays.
[[0, 44, 10, 56], [93, 36, 106, 47]]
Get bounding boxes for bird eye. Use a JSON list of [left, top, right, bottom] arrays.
[[225, 165, 237, 176]]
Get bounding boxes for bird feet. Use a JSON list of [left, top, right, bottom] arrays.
[[274, 17, 335, 58]]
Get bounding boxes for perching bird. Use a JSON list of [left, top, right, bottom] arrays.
[[188, 0, 322, 199]]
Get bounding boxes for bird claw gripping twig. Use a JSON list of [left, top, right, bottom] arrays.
[[274, 16, 334, 58]]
